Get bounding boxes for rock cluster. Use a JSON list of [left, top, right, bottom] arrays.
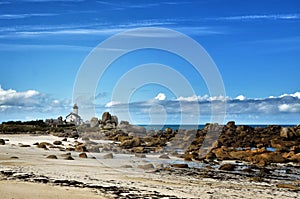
[[185, 122, 300, 165]]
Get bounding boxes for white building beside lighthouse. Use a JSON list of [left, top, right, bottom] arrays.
[[65, 104, 83, 125]]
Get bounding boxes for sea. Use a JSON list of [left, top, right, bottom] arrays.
[[138, 124, 296, 131]]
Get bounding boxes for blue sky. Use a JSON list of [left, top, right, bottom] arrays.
[[0, 0, 300, 124]]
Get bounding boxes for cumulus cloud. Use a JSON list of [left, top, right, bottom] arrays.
[[235, 95, 246, 101], [154, 93, 166, 101], [279, 92, 300, 99], [0, 86, 70, 120], [0, 86, 40, 106]]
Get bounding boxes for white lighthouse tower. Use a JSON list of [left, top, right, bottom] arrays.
[[73, 103, 78, 115], [65, 103, 82, 125]]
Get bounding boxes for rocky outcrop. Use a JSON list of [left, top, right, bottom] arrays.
[[101, 112, 118, 130], [185, 122, 300, 165], [118, 121, 146, 136]]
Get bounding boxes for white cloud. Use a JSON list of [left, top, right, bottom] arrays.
[[0, 86, 40, 105], [0, 13, 58, 19], [177, 95, 200, 102], [278, 104, 300, 113], [105, 101, 121, 107], [235, 95, 246, 101], [154, 93, 166, 101], [0, 86, 70, 120], [212, 14, 300, 21], [279, 92, 300, 99]]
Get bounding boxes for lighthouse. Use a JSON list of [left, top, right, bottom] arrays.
[[73, 103, 78, 115]]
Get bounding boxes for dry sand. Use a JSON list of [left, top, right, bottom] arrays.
[[0, 134, 299, 198], [0, 181, 104, 199]]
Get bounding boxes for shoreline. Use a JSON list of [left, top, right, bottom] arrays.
[[0, 134, 299, 198]]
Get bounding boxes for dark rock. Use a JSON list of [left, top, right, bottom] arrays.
[[138, 164, 154, 170], [183, 153, 193, 161], [33, 177, 49, 183], [219, 163, 236, 171], [64, 156, 74, 160], [66, 147, 75, 151], [111, 115, 118, 126], [121, 165, 133, 168], [103, 153, 113, 159], [135, 154, 146, 158], [101, 112, 111, 124], [38, 142, 52, 149], [0, 139, 5, 145], [291, 146, 300, 154], [19, 144, 31, 147], [75, 145, 87, 152], [159, 154, 170, 159], [79, 152, 87, 158], [10, 156, 19, 159], [62, 137, 67, 142], [133, 146, 145, 153], [61, 152, 71, 157], [165, 127, 173, 134], [47, 155, 58, 159], [172, 164, 189, 168], [53, 141, 62, 145], [120, 137, 141, 148], [226, 121, 236, 129], [118, 122, 146, 136]]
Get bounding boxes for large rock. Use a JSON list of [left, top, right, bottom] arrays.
[[90, 117, 99, 128], [219, 163, 236, 171], [118, 121, 146, 136], [120, 137, 141, 148], [111, 115, 118, 126], [138, 164, 154, 170], [101, 112, 111, 124], [103, 153, 113, 159]]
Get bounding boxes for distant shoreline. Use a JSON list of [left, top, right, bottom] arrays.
[[138, 124, 298, 130]]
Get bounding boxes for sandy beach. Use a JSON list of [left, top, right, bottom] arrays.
[[0, 134, 299, 198], [0, 181, 103, 199]]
